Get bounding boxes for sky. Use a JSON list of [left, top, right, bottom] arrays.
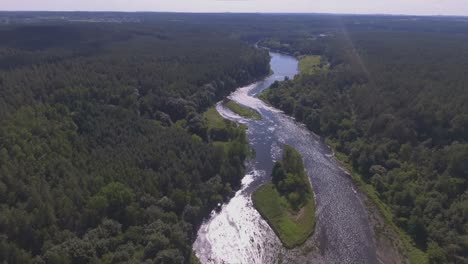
[[1, 0, 468, 16]]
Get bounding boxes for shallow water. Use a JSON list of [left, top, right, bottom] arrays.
[[193, 52, 378, 264]]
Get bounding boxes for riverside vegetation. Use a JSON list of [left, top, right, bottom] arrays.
[[259, 18, 468, 263], [0, 12, 466, 264], [253, 145, 316, 248], [0, 20, 270, 263], [224, 99, 262, 120]]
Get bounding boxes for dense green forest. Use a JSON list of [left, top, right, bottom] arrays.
[[0, 21, 270, 263], [1, 12, 467, 263], [261, 20, 468, 263]]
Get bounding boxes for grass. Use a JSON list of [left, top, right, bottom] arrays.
[[252, 182, 316, 249], [298, 55, 329, 75], [257, 88, 270, 104], [325, 138, 428, 264], [202, 107, 231, 154], [203, 106, 253, 158], [204, 105, 248, 133], [225, 99, 261, 120], [204, 107, 228, 130]]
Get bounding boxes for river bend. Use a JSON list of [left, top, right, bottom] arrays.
[[193, 52, 378, 264]]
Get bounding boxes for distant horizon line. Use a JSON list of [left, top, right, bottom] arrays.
[[0, 10, 466, 18]]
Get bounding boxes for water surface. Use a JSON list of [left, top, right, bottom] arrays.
[[193, 52, 378, 264]]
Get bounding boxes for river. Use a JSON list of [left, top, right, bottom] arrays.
[[193, 52, 379, 264]]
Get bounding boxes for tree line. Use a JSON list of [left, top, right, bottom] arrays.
[[0, 21, 270, 263], [262, 22, 468, 263]]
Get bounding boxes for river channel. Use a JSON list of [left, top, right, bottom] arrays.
[[193, 52, 379, 264]]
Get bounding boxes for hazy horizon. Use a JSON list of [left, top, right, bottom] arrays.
[[1, 0, 468, 17]]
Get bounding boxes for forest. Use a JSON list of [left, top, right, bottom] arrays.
[[261, 17, 468, 263], [0, 19, 270, 263], [0, 12, 467, 264]]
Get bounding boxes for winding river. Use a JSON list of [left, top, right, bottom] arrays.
[[193, 52, 379, 264]]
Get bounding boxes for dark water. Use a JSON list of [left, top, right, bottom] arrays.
[[193, 52, 378, 264]]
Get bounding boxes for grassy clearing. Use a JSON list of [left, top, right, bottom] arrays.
[[298, 55, 329, 75], [204, 106, 248, 134], [253, 182, 316, 248], [204, 107, 227, 130], [225, 99, 261, 120], [253, 145, 316, 248], [325, 138, 428, 264], [203, 107, 253, 159], [257, 88, 271, 104]]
